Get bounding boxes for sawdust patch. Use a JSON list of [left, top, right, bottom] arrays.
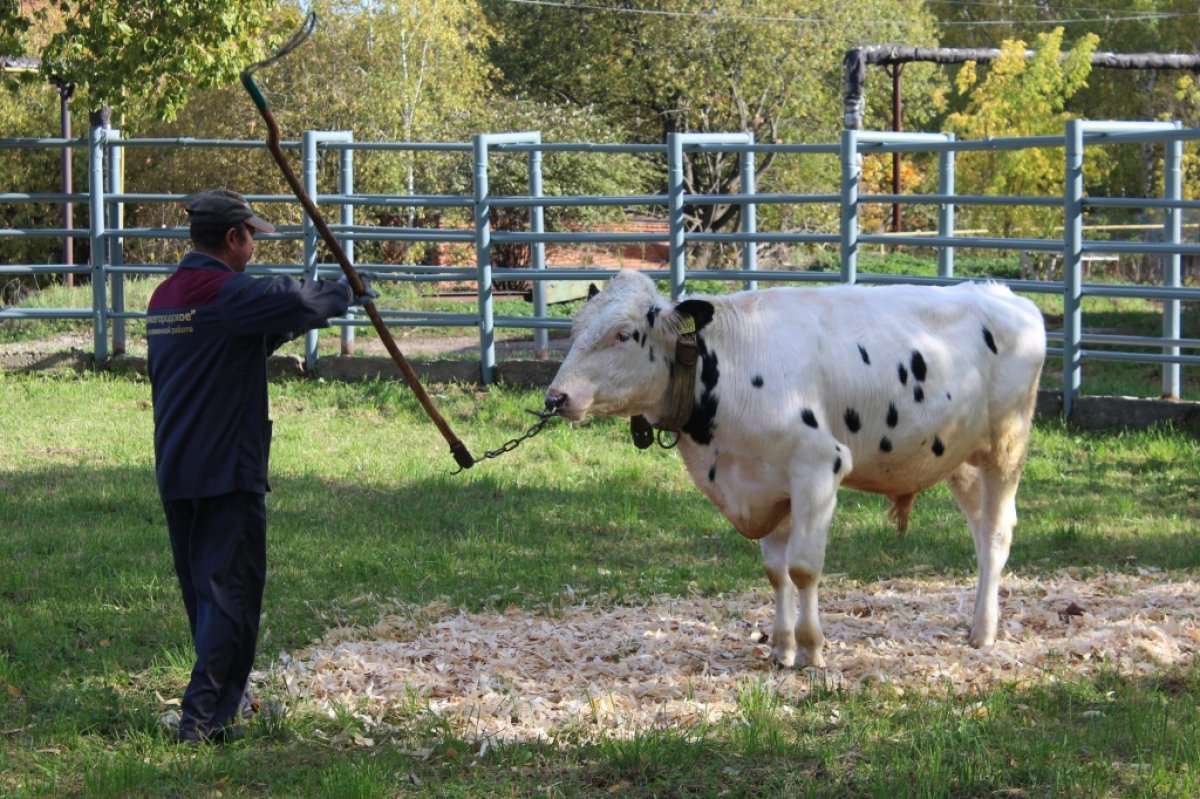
[[274, 570, 1199, 741]]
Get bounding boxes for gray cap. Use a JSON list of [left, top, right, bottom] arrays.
[[185, 189, 276, 234]]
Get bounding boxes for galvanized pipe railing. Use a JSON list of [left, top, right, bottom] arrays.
[[1, 122, 1196, 407]]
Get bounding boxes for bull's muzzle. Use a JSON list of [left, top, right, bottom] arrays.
[[544, 389, 568, 414]]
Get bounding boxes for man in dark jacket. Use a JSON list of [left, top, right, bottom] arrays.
[[148, 189, 368, 742]]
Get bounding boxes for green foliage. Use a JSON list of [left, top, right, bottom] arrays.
[[75, 1, 649, 269], [33, 0, 276, 121], [484, 0, 945, 237], [945, 28, 1103, 239], [934, 2, 1193, 215], [0, 0, 32, 92]]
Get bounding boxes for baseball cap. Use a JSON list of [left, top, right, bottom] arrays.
[[185, 189, 276, 235]]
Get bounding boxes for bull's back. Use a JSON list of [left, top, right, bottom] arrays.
[[744, 282, 1043, 494]]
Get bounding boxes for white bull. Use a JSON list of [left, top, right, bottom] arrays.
[[546, 270, 1046, 667]]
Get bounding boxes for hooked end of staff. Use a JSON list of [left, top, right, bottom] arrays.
[[450, 441, 475, 471]]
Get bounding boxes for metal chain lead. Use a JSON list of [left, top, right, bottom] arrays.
[[449, 409, 560, 475]]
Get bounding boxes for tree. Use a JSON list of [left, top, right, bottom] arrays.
[[108, 2, 650, 268], [934, 0, 1200, 201], [3, 0, 276, 120], [484, 0, 942, 245], [944, 28, 1102, 240], [0, 1, 32, 92]]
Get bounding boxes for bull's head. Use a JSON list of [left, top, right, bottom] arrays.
[[545, 270, 712, 422]]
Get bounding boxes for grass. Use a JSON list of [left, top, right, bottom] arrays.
[[1, 372, 1198, 797]]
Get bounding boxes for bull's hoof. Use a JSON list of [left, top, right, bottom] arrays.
[[799, 650, 826, 669], [770, 648, 797, 668], [967, 629, 996, 649]]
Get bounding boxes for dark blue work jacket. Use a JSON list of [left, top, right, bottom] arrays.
[[147, 252, 350, 501]]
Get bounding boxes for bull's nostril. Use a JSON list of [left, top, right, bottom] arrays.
[[544, 391, 567, 413]]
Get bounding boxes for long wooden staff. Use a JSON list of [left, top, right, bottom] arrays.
[[241, 12, 475, 470]]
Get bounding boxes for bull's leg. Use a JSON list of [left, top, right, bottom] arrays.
[[784, 463, 840, 669], [946, 462, 984, 541], [967, 464, 1021, 648], [760, 519, 797, 667], [966, 409, 1033, 648]]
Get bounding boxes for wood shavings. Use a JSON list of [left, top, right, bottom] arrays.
[[275, 571, 1200, 741]]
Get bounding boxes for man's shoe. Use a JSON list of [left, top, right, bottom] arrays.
[[175, 718, 245, 745]]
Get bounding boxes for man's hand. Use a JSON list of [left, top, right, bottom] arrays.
[[338, 273, 380, 306]]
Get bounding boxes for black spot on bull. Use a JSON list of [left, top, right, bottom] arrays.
[[886, 402, 898, 428], [708, 464, 716, 482], [802, 409, 818, 429], [844, 408, 861, 433], [858, 344, 871, 365], [897, 363, 908, 385], [675, 299, 716, 332], [684, 393, 719, 445], [913, 386, 924, 403], [752, 375, 764, 388], [983, 326, 998, 354], [833, 456, 842, 474], [682, 337, 720, 445], [649, 346, 655, 363], [911, 351, 927, 382], [879, 436, 893, 453], [932, 436, 945, 457], [632, 330, 640, 343], [699, 337, 719, 393], [646, 305, 660, 328]]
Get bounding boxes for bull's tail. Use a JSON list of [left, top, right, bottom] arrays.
[[888, 492, 917, 535]]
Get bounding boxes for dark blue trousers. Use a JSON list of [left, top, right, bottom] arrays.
[[164, 491, 266, 737]]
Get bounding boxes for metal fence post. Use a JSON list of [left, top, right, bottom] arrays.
[[474, 134, 495, 383], [107, 126, 126, 355], [1063, 119, 1084, 417], [528, 137, 548, 358], [339, 138, 356, 356], [667, 132, 686, 299], [302, 130, 321, 370], [740, 138, 758, 291], [839, 128, 860, 284], [937, 133, 955, 278], [1162, 123, 1182, 399], [88, 114, 108, 363]]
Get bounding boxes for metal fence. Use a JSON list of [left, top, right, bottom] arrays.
[[2, 121, 1198, 415]]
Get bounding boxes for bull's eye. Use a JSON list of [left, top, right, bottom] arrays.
[[616, 332, 631, 343]]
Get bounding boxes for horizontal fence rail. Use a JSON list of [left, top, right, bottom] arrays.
[[1, 121, 1196, 412]]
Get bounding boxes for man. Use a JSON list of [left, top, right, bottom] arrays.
[[147, 189, 371, 742]]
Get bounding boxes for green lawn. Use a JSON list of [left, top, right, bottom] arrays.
[[1, 373, 1198, 797]]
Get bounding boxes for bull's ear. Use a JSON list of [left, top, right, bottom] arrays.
[[672, 298, 715, 332], [587, 283, 600, 300]]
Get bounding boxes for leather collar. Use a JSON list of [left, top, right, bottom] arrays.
[[630, 313, 698, 448]]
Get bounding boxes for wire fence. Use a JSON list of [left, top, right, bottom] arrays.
[[1, 121, 1198, 414]]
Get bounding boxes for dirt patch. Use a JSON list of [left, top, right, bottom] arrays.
[[0, 332, 96, 371], [272, 570, 1199, 742]]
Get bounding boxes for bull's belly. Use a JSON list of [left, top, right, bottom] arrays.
[[841, 432, 988, 496]]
